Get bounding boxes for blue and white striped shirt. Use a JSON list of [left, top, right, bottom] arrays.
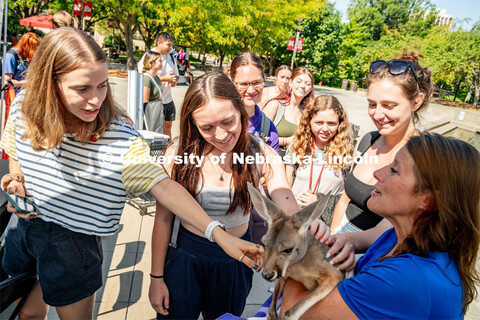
[[0, 93, 167, 236]]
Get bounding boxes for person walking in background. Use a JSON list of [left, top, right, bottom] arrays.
[[0, 28, 263, 320], [263, 67, 315, 155], [285, 95, 353, 226], [260, 65, 291, 109], [1, 32, 40, 160], [52, 10, 75, 28], [138, 32, 179, 138], [2, 32, 40, 95], [228, 52, 280, 153], [142, 50, 164, 133], [183, 60, 193, 85]]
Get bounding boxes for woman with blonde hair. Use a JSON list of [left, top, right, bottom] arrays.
[[0, 28, 263, 319], [263, 66, 314, 154], [52, 10, 74, 29], [285, 95, 353, 225], [282, 133, 480, 318], [142, 50, 164, 133], [260, 65, 292, 108]]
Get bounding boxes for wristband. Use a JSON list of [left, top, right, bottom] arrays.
[[205, 220, 226, 242], [150, 273, 164, 279]]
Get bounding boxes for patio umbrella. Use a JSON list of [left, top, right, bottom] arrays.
[[19, 14, 53, 29]]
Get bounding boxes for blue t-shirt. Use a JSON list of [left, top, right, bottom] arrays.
[[338, 228, 464, 319], [248, 105, 279, 153], [2, 49, 28, 94]]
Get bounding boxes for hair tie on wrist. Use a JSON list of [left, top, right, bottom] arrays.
[[150, 273, 164, 279]]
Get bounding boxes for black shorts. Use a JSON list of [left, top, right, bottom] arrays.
[[2, 217, 103, 306], [163, 101, 176, 121]]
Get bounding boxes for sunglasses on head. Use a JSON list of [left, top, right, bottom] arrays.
[[369, 60, 419, 83]]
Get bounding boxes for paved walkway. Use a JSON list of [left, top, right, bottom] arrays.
[[2, 69, 478, 319]]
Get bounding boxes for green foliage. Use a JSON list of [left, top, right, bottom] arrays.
[[300, 3, 343, 83], [7, 0, 478, 105], [104, 33, 126, 51], [348, 0, 435, 41]]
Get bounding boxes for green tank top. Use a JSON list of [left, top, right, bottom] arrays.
[[276, 114, 297, 137]]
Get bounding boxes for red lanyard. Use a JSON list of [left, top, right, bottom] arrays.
[[309, 140, 325, 194]]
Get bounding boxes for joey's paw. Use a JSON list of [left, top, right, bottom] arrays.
[[267, 309, 278, 320]]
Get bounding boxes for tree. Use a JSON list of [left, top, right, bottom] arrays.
[[348, 0, 435, 41], [300, 3, 343, 83], [138, 0, 176, 50], [102, 0, 146, 70], [50, 0, 111, 31], [254, 0, 326, 74], [8, 0, 55, 33], [337, 21, 369, 80]]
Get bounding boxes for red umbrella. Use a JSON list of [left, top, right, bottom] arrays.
[[19, 14, 53, 29]]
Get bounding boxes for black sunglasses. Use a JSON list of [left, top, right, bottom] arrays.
[[369, 60, 419, 83]]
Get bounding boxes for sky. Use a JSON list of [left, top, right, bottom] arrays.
[[330, 0, 480, 31]]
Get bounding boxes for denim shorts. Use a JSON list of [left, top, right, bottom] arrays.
[[2, 217, 103, 306]]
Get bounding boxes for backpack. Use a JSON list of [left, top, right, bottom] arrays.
[[1, 49, 20, 78], [259, 112, 271, 143]]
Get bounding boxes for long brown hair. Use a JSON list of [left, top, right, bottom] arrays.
[[291, 95, 353, 171], [366, 52, 433, 124], [401, 133, 480, 313], [171, 72, 262, 214], [21, 28, 128, 151]]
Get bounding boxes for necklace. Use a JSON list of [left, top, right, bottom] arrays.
[[207, 155, 225, 181]]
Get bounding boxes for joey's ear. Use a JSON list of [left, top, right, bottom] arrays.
[[247, 183, 283, 226], [292, 192, 331, 233]]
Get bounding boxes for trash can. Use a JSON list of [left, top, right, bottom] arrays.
[[138, 130, 170, 157], [350, 80, 357, 92], [341, 79, 348, 90]]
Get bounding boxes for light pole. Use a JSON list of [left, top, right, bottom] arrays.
[[290, 19, 303, 69], [290, 29, 300, 69]]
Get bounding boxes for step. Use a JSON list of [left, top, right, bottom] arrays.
[[424, 118, 450, 131], [429, 123, 457, 135]]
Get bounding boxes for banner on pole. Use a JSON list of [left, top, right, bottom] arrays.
[[108, 18, 119, 29], [287, 37, 304, 52], [73, 1, 92, 17]]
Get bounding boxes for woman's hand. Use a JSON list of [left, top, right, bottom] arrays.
[[297, 191, 317, 208], [213, 228, 264, 271], [309, 219, 331, 243], [149, 279, 170, 315], [1, 173, 37, 219], [325, 233, 356, 271]]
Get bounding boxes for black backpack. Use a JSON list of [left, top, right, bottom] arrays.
[[259, 112, 271, 143], [1, 49, 20, 76]]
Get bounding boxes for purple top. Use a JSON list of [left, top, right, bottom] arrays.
[[248, 105, 279, 153]]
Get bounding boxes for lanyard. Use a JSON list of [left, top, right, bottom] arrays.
[[309, 140, 325, 194]]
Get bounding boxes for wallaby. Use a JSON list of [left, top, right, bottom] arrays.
[[247, 183, 344, 320]]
